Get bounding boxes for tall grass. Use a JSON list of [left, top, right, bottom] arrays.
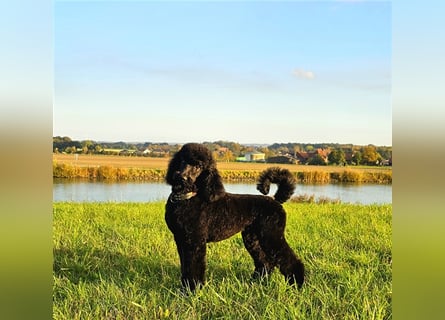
[[53, 202, 391, 319], [53, 162, 392, 184], [53, 162, 166, 181]]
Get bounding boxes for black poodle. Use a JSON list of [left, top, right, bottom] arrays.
[[165, 143, 304, 291]]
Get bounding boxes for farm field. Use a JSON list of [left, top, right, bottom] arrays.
[[53, 154, 391, 174], [53, 202, 392, 319]]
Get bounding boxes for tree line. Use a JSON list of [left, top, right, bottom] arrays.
[[53, 136, 392, 166]]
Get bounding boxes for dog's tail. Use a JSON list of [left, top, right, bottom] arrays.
[[257, 167, 296, 203]]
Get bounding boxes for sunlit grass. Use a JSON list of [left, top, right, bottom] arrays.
[[53, 202, 391, 319]]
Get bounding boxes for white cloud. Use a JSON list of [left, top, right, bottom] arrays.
[[292, 68, 315, 80]]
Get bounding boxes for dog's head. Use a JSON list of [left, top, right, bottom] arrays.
[[166, 143, 224, 201], [166, 143, 213, 185]]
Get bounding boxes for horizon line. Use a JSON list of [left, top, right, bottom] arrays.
[[53, 136, 392, 147]]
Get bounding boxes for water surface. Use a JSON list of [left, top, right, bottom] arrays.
[[53, 179, 391, 205]]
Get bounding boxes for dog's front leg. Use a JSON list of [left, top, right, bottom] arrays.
[[179, 240, 207, 291]]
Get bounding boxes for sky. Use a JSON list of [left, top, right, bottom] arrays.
[[54, 0, 391, 146]]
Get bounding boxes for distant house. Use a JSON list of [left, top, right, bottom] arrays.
[[315, 148, 329, 160], [244, 152, 266, 162], [295, 152, 310, 164], [344, 151, 354, 163], [295, 149, 329, 164]]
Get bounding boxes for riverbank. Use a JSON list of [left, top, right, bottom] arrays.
[[53, 154, 392, 184]]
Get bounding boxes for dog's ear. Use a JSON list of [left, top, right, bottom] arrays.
[[196, 166, 225, 201], [166, 151, 181, 185]]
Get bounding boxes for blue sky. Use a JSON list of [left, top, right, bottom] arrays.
[[54, 0, 391, 145]]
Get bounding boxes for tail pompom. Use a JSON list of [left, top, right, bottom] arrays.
[[257, 167, 296, 203]]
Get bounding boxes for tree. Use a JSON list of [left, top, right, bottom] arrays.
[[353, 151, 362, 165], [220, 150, 234, 162], [53, 136, 81, 153], [308, 154, 326, 166], [328, 149, 346, 166], [257, 147, 274, 158], [79, 140, 95, 154], [64, 146, 77, 154], [95, 145, 103, 153], [361, 145, 382, 166], [376, 146, 392, 160]]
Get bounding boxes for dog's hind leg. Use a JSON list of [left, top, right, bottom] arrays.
[[260, 235, 305, 289], [242, 228, 274, 279], [277, 241, 305, 289]]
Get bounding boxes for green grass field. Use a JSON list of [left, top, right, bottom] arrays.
[[53, 202, 392, 319]]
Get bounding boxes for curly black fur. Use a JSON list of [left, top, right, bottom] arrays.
[[257, 167, 297, 203], [165, 143, 304, 291]]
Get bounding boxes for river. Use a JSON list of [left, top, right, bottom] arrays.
[[53, 179, 391, 205]]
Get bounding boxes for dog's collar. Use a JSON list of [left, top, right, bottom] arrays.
[[169, 191, 197, 202]]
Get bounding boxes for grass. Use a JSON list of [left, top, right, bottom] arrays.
[[53, 202, 392, 319]]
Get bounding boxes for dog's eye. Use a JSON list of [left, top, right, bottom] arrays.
[[189, 161, 200, 167]]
